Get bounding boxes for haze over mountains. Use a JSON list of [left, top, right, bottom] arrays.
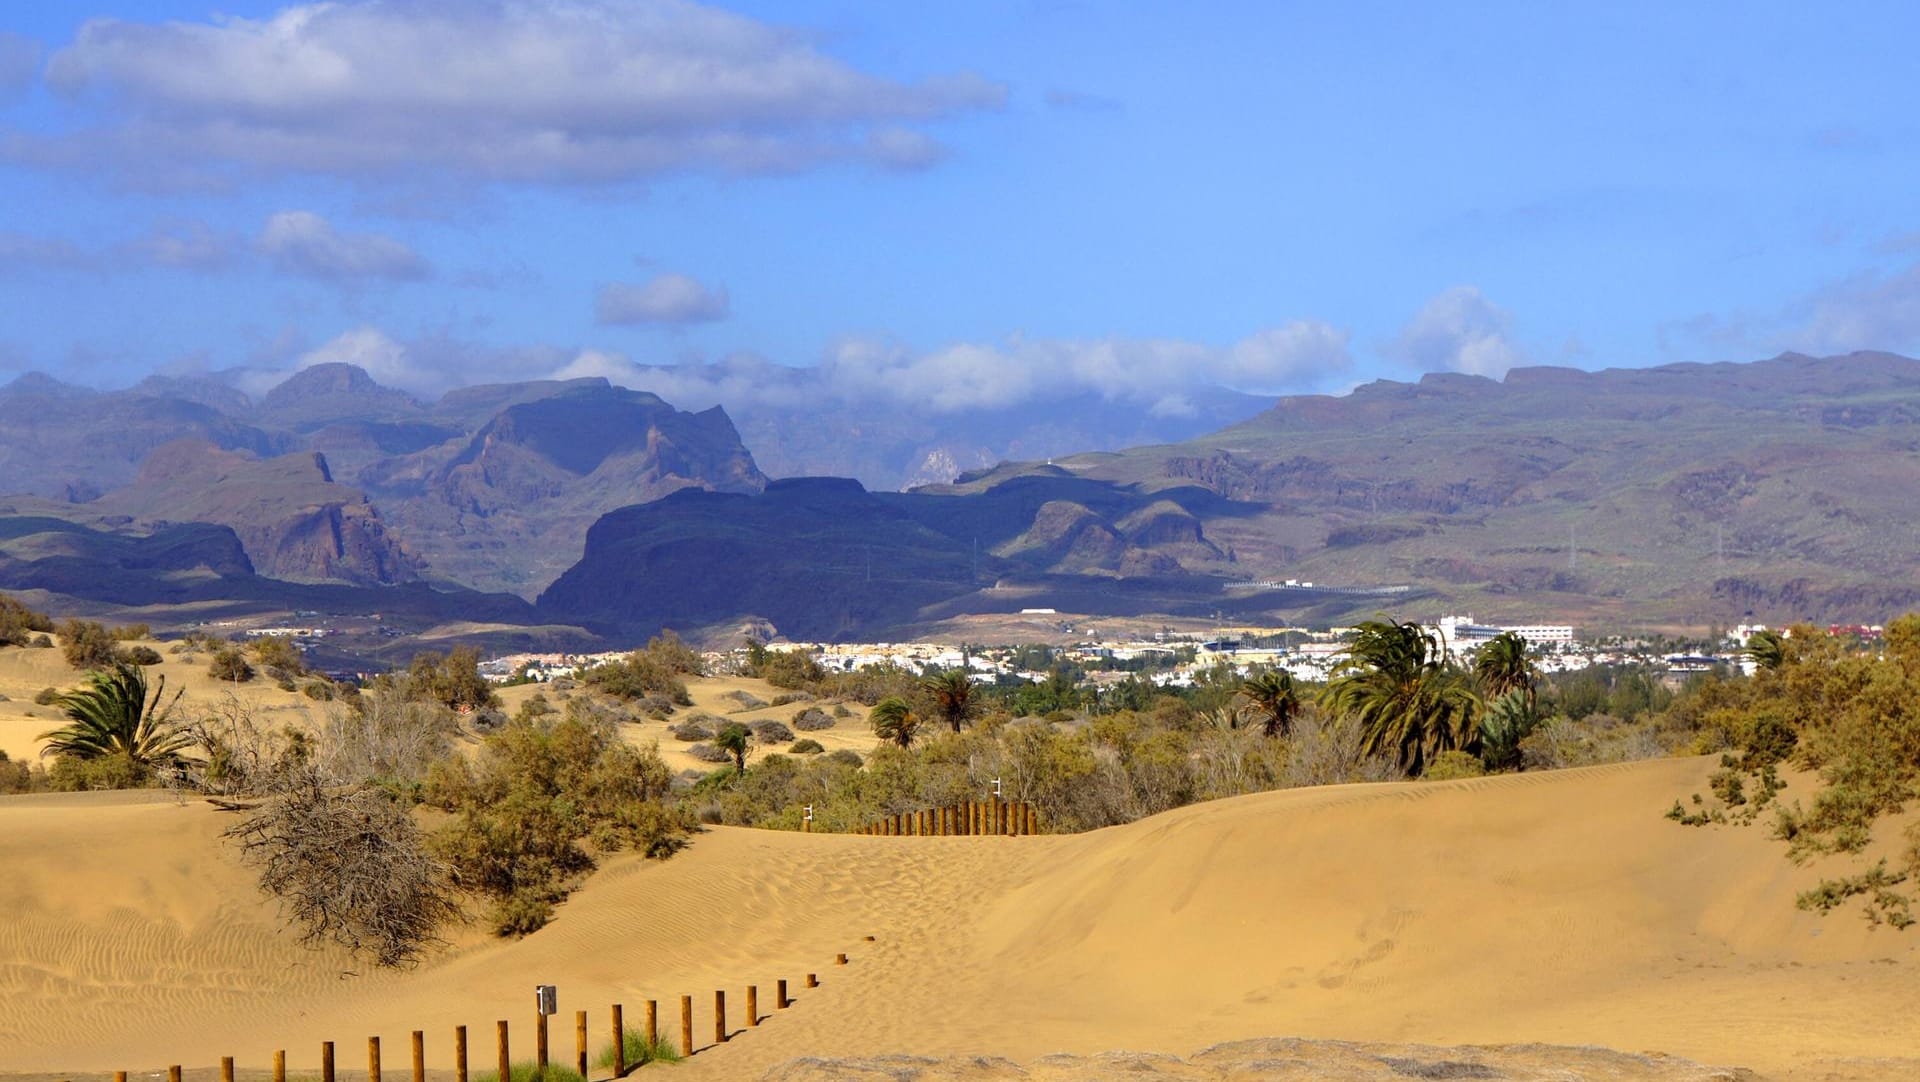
[[5, 350, 1920, 640]]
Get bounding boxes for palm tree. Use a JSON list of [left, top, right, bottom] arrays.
[[712, 722, 752, 775], [38, 662, 191, 773], [1745, 628, 1787, 672], [1478, 687, 1538, 773], [869, 696, 920, 749], [919, 668, 976, 733], [1319, 618, 1481, 776], [1474, 631, 1539, 712], [1239, 669, 1300, 737]]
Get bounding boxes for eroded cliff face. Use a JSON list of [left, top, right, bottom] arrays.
[[362, 385, 769, 596], [96, 440, 420, 586]]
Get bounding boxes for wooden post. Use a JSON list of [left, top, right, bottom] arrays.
[[746, 984, 758, 1027], [116, 1073, 129, 1082], [170, 1068, 182, 1082], [835, 952, 848, 965], [222, 1057, 235, 1082], [1009, 802, 1021, 836], [454, 1026, 468, 1082], [679, 995, 692, 1058], [1028, 804, 1039, 834], [575, 1010, 588, 1078], [611, 1004, 625, 1077], [776, 978, 789, 1009], [646, 999, 658, 1051], [806, 972, 818, 988], [323, 1041, 335, 1082], [536, 1009, 549, 1072], [496, 1021, 510, 1082], [273, 1052, 286, 1082], [412, 1031, 425, 1082], [714, 989, 727, 1044], [369, 1035, 382, 1082]]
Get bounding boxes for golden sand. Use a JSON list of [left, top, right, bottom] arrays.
[[2, 756, 1917, 1080]]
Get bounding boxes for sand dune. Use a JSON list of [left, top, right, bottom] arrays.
[[2, 757, 1917, 1081]]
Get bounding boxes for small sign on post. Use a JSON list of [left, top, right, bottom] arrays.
[[804, 804, 814, 832], [535, 985, 558, 1016]]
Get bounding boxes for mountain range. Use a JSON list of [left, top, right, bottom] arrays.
[[6, 350, 1920, 642]]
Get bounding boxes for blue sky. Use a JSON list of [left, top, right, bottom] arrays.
[[2, 1, 1919, 413]]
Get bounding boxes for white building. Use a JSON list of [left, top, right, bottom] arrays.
[[1435, 615, 1575, 655]]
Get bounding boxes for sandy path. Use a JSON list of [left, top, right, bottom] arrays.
[[2, 758, 1917, 1081]]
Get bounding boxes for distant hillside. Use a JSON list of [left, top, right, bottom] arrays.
[[93, 440, 419, 586], [0, 368, 769, 596], [537, 472, 1268, 641], [361, 383, 768, 594], [1042, 350, 1920, 626], [0, 373, 286, 501], [543, 350, 1920, 638]]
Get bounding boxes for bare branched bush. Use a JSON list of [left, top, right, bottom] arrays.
[[315, 693, 459, 788], [1282, 708, 1398, 788], [226, 765, 459, 967]]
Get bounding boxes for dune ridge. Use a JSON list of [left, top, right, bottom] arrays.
[[2, 758, 1917, 1081]]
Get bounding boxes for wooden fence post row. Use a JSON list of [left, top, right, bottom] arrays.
[[113, 966, 836, 1080], [859, 799, 1038, 836]]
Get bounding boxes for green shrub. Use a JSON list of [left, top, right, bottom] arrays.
[[597, 1028, 682, 1070], [48, 753, 152, 791], [209, 646, 255, 682], [425, 708, 687, 937], [59, 619, 119, 670], [0, 594, 53, 646], [120, 645, 164, 666], [790, 738, 825, 755], [1422, 750, 1486, 781], [507, 1063, 585, 1082]]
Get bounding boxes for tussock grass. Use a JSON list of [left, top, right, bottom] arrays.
[[594, 1027, 683, 1071]]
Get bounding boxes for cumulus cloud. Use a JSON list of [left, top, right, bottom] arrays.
[[296, 327, 414, 386], [560, 323, 1351, 415], [257, 318, 1351, 413], [24, 1, 1005, 187], [596, 273, 730, 325], [1390, 286, 1525, 377], [258, 211, 429, 282]]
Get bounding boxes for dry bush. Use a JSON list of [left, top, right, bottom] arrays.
[[227, 766, 458, 967], [315, 693, 460, 788], [726, 690, 767, 712], [1282, 709, 1398, 788], [669, 718, 714, 741], [688, 743, 731, 764], [792, 707, 836, 731], [750, 719, 795, 742]]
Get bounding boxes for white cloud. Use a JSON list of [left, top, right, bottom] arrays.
[[1790, 262, 1920, 355], [26, 1, 1005, 187], [296, 327, 416, 390], [596, 273, 730, 325], [1390, 286, 1525, 377], [558, 323, 1351, 414], [258, 210, 429, 281]]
